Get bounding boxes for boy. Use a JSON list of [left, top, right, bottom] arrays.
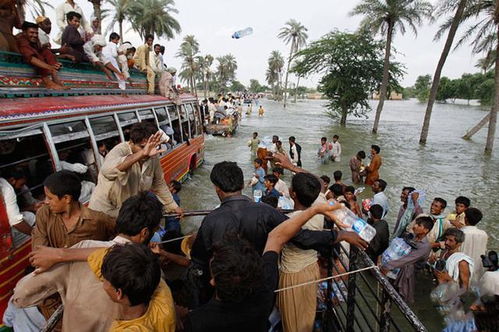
[[263, 174, 280, 200], [446, 196, 470, 229], [61, 11, 87, 63], [100, 243, 176, 331], [250, 158, 266, 193], [247, 132, 260, 157], [365, 204, 389, 264], [331, 135, 341, 162]]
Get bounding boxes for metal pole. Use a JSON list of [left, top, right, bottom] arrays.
[[346, 246, 358, 332], [41, 304, 63, 332], [378, 289, 391, 332]]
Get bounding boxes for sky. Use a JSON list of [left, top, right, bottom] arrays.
[[33, 0, 482, 88]]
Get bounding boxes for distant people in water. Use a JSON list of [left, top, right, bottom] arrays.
[[247, 132, 260, 157], [365, 144, 382, 186], [350, 151, 366, 184], [258, 105, 265, 117], [331, 135, 342, 162]]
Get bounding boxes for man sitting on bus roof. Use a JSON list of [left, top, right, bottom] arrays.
[[0, 169, 36, 248], [15, 21, 67, 90], [89, 122, 183, 218]]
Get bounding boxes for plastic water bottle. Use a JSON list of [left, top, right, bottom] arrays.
[[407, 189, 425, 209], [253, 189, 262, 203], [232, 27, 253, 39], [381, 237, 412, 279], [330, 203, 376, 242]]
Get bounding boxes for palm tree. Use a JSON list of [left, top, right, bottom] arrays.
[[266, 50, 285, 100], [351, 0, 433, 134], [216, 55, 238, 93], [105, 0, 131, 39], [128, 0, 181, 39], [277, 19, 308, 108], [475, 49, 496, 73], [16, 0, 52, 21], [419, 0, 469, 145], [177, 35, 200, 95], [87, 0, 102, 33], [451, 0, 498, 153], [196, 54, 214, 98]]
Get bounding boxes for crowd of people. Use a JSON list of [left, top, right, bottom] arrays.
[[0, 0, 178, 95]]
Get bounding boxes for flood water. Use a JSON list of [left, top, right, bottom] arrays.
[[178, 98, 499, 331]]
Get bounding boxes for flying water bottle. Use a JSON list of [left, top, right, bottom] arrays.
[[329, 202, 376, 242], [232, 27, 253, 39]]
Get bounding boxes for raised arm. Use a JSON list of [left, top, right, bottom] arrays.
[[29, 245, 103, 274]]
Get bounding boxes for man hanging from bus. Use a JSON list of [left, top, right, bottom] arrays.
[[89, 121, 184, 218]]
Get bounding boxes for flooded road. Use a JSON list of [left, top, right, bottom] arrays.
[[178, 98, 499, 330]]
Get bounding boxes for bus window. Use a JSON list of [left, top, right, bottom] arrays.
[[185, 103, 197, 137], [192, 103, 203, 135], [179, 105, 190, 140], [154, 107, 175, 154], [118, 112, 140, 141], [138, 109, 156, 124], [87, 116, 120, 179], [48, 121, 96, 201], [168, 105, 183, 145], [0, 128, 53, 205]]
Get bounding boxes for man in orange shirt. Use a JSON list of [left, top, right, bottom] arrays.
[[365, 144, 382, 186]]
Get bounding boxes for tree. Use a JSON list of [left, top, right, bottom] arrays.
[[266, 50, 285, 100], [16, 0, 52, 21], [277, 19, 308, 108], [216, 54, 237, 93], [106, 0, 131, 38], [414, 74, 432, 102], [419, 0, 469, 144], [177, 35, 200, 95], [196, 54, 214, 99], [293, 31, 403, 126], [249, 79, 264, 93], [128, 0, 181, 39], [230, 80, 246, 92], [351, 0, 433, 133], [476, 50, 496, 73]]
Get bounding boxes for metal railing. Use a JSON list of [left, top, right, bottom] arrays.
[[319, 243, 427, 332]]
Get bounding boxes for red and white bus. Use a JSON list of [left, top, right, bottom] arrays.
[[0, 93, 204, 319]]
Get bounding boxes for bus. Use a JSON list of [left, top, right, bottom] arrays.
[[0, 93, 204, 320]]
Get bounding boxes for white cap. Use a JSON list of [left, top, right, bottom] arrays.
[[91, 34, 107, 47]]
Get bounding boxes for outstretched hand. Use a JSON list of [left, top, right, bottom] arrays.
[[337, 231, 369, 250], [272, 152, 294, 171], [29, 246, 62, 274], [142, 131, 167, 157]]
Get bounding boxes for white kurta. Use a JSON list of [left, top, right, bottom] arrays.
[[460, 225, 488, 282], [54, 1, 92, 44]]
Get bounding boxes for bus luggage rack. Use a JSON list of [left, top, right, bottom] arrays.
[[0, 87, 146, 98], [321, 243, 427, 332]]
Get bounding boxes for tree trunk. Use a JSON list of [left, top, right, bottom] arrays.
[[419, 0, 467, 144], [283, 40, 295, 108], [340, 107, 348, 126], [463, 112, 490, 139], [294, 76, 300, 103], [119, 20, 123, 43], [89, 0, 102, 34], [372, 22, 393, 134], [15, 0, 25, 22], [485, 24, 499, 153]]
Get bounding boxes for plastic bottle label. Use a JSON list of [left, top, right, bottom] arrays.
[[352, 218, 366, 233]]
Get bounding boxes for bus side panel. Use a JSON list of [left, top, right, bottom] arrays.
[[159, 135, 205, 183]]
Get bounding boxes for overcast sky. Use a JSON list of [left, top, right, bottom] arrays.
[[36, 0, 481, 88]]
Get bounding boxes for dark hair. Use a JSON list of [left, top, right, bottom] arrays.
[[169, 180, 181, 193], [109, 32, 120, 41], [321, 137, 327, 141], [261, 195, 278, 208], [320, 175, 330, 185], [443, 228, 465, 243], [414, 216, 434, 231], [376, 179, 387, 191], [115, 192, 162, 239], [291, 173, 320, 207], [145, 34, 154, 41], [402, 186, 415, 193], [333, 135, 339, 139], [289, 136, 296, 142], [66, 11, 82, 22], [272, 135, 279, 140], [357, 150, 366, 159], [371, 145, 380, 154], [333, 170, 342, 181], [210, 234, 263, 303], [44, 170, 81, 200], [254, 158, 263, 166], [253, 132, 258, 136], [154, 43, 161, 49], [272, 167, 283, 175], [345, 186, 355, 194], [130, 46, 136, 52], [129, 121, 158, 144], [329, 183, 344, 197], [433, 197, 447, 209], [455, 196, 471, 207], [21, 21, 38, 31], [474, 295, 499, 332], [264, 174, 278, 185], [210, 162, 244, 193], [370, 204, 383, 220], [159, 45, 165, 53], [464, 207, 483, 226], [4, 167, 27, 180], [101, 243, 160, 306]]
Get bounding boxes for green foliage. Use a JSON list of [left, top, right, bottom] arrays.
[[249, 79, 266, 93], [436, 77, 457, 102], [128, 0, 181, 39], [414, 74, 431, 102], [229, 81, 246, 92], [215, 54, 238, 93], [293, 31, 404, 125], [266, 51, 285, 99]]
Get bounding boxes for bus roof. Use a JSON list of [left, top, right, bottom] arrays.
[[0, 94, 198, 127]]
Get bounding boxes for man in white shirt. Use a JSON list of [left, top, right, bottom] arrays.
[[150, 44, 164, 78], [55, 0, 92, 43], [102, 32, 126, 90], [331, 135, 342, 162], [460, 207, 488, 282], [272, 167, 289, 197], [371, 179, 389, 218], [84, 34, 124, 83], [269, 135, 279, 154], [0, 176, 35, 248]]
